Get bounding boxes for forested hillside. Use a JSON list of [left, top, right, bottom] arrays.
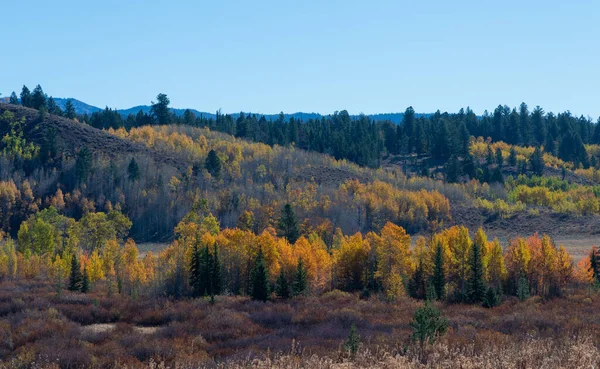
[[2, 85, 600, 368]]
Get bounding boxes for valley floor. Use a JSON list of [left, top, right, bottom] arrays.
[[0, 279, 599, 368]]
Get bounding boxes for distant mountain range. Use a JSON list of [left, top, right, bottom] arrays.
[[53, 98, 428, 123]]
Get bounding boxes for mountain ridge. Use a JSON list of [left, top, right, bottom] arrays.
[[53, 98, 429, 123]]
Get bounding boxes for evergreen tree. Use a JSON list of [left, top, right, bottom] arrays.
[[9, 92, 19, 105], [31, 84, 47, 110], [127, 158, 140, 181], [275, 269, 290, 299], [445, 154, 461, 183], [462, 153, 476, 179], [482, 287, 500, 308], [467, 237, 486, 303], [530, 146, 545, 176], [250, 248, 270, 301], [410, 302, 448, 353], [81, 267, 90, 293], [408, 261, 426, 299], [344, 324, 360, 359], [68, 254, 83, 291], [293, 257, 308, 296], [75, 146, 92, 183], [64, 99, 76, 119], [508, 147, 517, 167], [486, 145, 494, 166], [47, 97, 62, 116], [205, 149, 222, 178], [277, 204, 300, 244], [150, 93, 171, 124], [516, 274, 530, 301], [200, 245, 212, 295], [189, 237, 202, 297], [432, 242, 445, 300], [495, 147, 503, 167], [20, 85, 32, 108], [211, 243, 222, 295]]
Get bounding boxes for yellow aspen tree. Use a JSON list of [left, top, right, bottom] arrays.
[[485, 238, 506, 290]]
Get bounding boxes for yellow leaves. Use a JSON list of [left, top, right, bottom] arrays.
[[373, 223, 412, 298], [333, 232, 370, 291], [87, 250, 105, 282], [505, 238, 531, 277], [486, 238, 506, 288]]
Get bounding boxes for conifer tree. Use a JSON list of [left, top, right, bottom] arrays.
[[445, 155, 461, 183], [250, 248, 269, 301], [31, 85, 47, 110], [275, 269, 290, 299], [410, 301, 448, 356], [211, 243, 222, 295], [293, 257, 308, 296], [189, 238, 202, 297], [64, 99, 76, 119], [20, 85, 32, 107], [277, 204, 300, 244], [9, 92, 19, 105], [205, 149, 222, 178], [68, 254, 83, 291], [150, 93, 171, 124], [517, 274, 530, 301], [508, 147, 517, 167], [75, 146, 92, 183], [200, 245, 212, 296], [344, 324, 360, 359], [432, 242, 445, 300], [127, 158, 140, 181], [81, 267, 90, 293], [467, 237, 486, 303], [495, 147, 503, 167], [530, 146, 545, 176]]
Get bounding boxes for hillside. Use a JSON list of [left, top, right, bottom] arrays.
[[2, 102, 600, 251]]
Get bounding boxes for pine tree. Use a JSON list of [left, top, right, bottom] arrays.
[[344, 324, 360, 359], [517, 274, 530, 302], [275, 269, 290, 299], [9, 92, 19, 105], [445, 154, 461, 183], [432, 242, 445, 301], [127, 158, 140, 181], [408, 261, 426, 299], [211, 243, 222, 295], [293, 258, 308, 296], [467, 237, 486, 303], [508, 147, 517, 167], [31, 85, 47, 110], [495, 147, 503, 167], [277, 204, 300, 244], [76, 146, 92, 183], [205, 149, 222, 178], [486, 145, 494, 166], [482, 287, 500, 308], [189, 238, 202, 297], [410, 301, 448, 355], [20, 85, 32, 107], [200, 245, 212, 296], [81, 267, 90, 293], [530, 146, 545, 176], [150, 93, 171, 124], [250, 248, 270, 301], [64, 99, 76, 119], [68, 254, 83, 291]]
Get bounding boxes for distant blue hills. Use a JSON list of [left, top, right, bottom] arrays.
[[53, 98, 429, 124]]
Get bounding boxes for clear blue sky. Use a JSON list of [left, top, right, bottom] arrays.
[[2, 0, 599, 117]]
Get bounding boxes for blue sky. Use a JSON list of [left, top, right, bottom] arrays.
[[2, 0, 599, 117]]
